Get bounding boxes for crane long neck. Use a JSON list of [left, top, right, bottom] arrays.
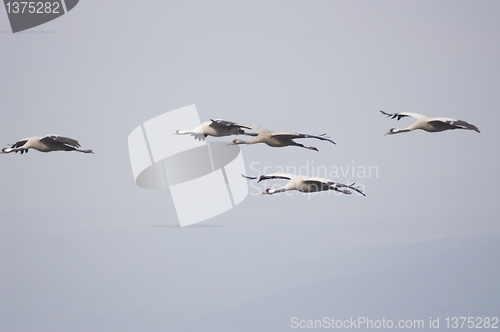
[[269, 186, 288, 194], [235, 137, 261, 145], [2, 146, 27, 153], [175, 130, 194, 135], [244, 138, 259, 144], [390, 127, 412, 135]]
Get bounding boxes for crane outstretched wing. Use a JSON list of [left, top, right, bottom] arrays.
[[242, 173, 293, 183], [41, 135, 81, 148], [11, 139, 29, 148], [429, 118, 480, 133], [210, 119, 252, 130], [380, 110, 425, 121], [344, 182, 366, 196], [210, 119, 263, 136], [271, 132, 336, 144]]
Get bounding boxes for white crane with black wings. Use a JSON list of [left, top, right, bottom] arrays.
[[380, 110, 480, 135], [173, 119, 258, 141], [242, 173, 365, 196], [227, 123, 336, 151], [1, 135, 94, 154]]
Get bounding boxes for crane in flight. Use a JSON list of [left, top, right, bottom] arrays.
[[242, 173, 365, 196], [173, 119, 258, 141], [380, 110, 480, 135], [227, 123, 335, 151], [1, 135, 94, 154]]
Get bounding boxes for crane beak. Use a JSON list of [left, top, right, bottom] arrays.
[[384, 128, 395, 136]]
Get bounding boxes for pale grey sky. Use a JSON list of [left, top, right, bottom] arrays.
[[1, 1, 499, 331]]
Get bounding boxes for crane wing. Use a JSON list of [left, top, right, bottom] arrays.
[[11, 139, 29, 148], [210, 119, 251, 130], [429, 118, 480, 133], [242, 173, 293, 183], [41, 135, 81, 148], [380, 110, 425, 121], [302, 176, 334, 185], [302, 177, 366, 196], [270, 132, 336, 144], [210, 119, 266, 133], [334, 182, 366, 196]]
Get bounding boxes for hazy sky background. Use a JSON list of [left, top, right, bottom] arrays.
[[1, 1, 499, 331]]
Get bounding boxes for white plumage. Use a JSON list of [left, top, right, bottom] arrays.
[[242, 173, 365, 196], [380, 110, 480, 135], [1, 135, 94, 154], [173, 119, 258, 141], [227, 123, 335, 151]]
